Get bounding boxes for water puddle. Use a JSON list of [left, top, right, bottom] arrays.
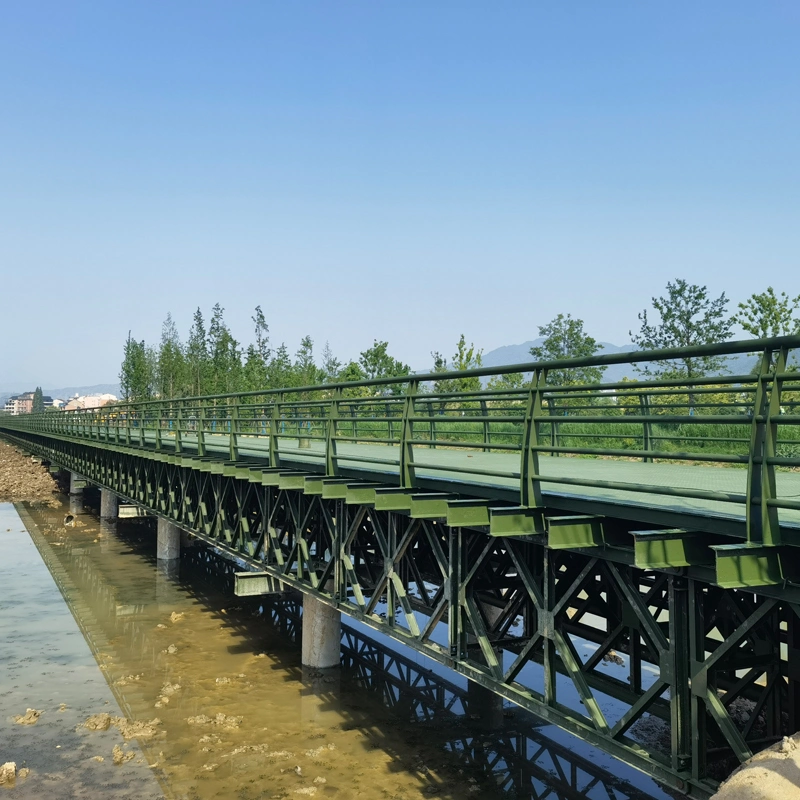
[[1, 496, 668, 799]]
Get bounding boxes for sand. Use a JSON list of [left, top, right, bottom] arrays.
[[712, 733, 800, 799]]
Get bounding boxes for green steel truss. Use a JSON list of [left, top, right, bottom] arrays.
[[4, 336, 800, 796]]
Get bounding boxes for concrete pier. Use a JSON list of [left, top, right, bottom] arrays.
[[157, 518, 181, 561], [301, 594, 341, 669], [100, 488, 119, 520], [69, 471, 84, 496]]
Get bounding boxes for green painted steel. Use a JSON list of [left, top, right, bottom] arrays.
[[4, 335, 800, 797]]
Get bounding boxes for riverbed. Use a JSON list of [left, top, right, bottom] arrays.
[[0, 495, 669, 799]]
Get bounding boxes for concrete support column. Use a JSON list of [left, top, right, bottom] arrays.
[[301, 594, 341, 669], [69, 471, 84, 496], [100, 489, 119, 521], [157, 518, 181, 561]]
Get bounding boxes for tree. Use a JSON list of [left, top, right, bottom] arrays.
[[529, 314, 606, 386], [431, 334, 484, 394], [268, 343, 294, 389], [185, 308, 210, 396], [32, 387, 44, 413], [120, 332, 156, 401], [320, 341, 342, 383], [252, 305, 271, 363], [630, 279, 733, 379], [207, 304, 242, 394], [157, 313, 185, 399], [734, 287, 800, 338], [359, 340, 410, 381], [294, 335, 322, 387]]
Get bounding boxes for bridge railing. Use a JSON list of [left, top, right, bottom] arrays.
[[5, 335, 800, 543]]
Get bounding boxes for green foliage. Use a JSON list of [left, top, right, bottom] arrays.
[[530, 314, 606, 387], [120, 332, 156, 401], [359, 340, 410, 381], [320, 341, 342, 383], [185, 308, 210, 396], [431, 334, 483, 394], [207, 304, 242, 394], [32, 387, 44, 413], [734, 287, 800, 338], [630, 279, 733, 379], [157, 313, 186, 399], [294, 336, 324, 387]]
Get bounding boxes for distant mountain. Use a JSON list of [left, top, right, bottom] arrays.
[[481, 340, 638, 382], [0, 383, 120, 408], [479, 341, 768, 384]]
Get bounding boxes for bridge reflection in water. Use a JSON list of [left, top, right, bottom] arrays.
[[19, 496, 666, 800]]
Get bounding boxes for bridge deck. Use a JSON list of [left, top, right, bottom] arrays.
[[149, 432, 800, 537]]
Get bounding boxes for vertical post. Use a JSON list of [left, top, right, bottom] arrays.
[[669, 576, 691, 775], [270, 394, 282, 468], [155, 405, 163, 451], [326, 389, 341, 476], [175, 403, 183, 455], [689, 580, 707, 783], [197, 403, 206, 457], [520, 369, 545, 508], [548, 397, 559, 457], [427, 401, 436, 448], [480, 399, 490, 452], [399, 379, 418, 489], [746, 348, 784, 546], [788, 609, 800, 736], [125, 401, 132, 447], [542, 546, 556, 707], [447, 529, 465, 660], [640, 392, 653, 463], [229, 397, 239, 461]]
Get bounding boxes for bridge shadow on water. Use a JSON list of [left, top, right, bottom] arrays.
[[24, 491, 669, 800]]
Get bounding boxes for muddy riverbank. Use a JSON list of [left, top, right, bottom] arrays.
[[0, 440, 59, 504], [1, 494, 671, 800]]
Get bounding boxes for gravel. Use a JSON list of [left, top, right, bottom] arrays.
[[0, 440, 60, 504]]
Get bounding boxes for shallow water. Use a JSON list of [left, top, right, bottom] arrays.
[[1, 495, 668, 799]]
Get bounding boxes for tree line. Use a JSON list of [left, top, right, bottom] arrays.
[[119, 282, 800, 401]]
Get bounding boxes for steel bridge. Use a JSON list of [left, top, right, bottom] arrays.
[[3, 335, 800, 797]]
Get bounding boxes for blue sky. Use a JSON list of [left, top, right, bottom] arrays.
[[1, 2, 798, 388]]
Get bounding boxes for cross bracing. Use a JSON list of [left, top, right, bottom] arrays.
[[4, 335, 800, 796]]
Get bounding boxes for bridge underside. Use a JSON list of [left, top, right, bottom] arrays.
[[5, 428, 800, 797]]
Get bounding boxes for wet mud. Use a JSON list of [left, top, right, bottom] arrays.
[[1, 495, 669, 800]]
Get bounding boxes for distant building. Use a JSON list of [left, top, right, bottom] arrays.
[[63, 393, 118, 411], [3, 391, 54, 415]]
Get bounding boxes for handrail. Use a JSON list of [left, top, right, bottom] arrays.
[[3, 336, 800, 547]]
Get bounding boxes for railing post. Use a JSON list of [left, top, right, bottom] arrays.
[[125, 402, 131, 446], [155, 405, 163, 452], [746, 348, 784, 547], [548, 397, 559, 457], [197, 403, 207, 457], [175, 403, 183, 455], [229, 397, 239, 461], [326, 388, 341, 476], [400, 380, 418, 488], [480, 398, 490, 452], [270, 394, 282, 468], [427, 401, 436, 448], [640, 392, 653, 463], [520, 368, 545, 508]]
